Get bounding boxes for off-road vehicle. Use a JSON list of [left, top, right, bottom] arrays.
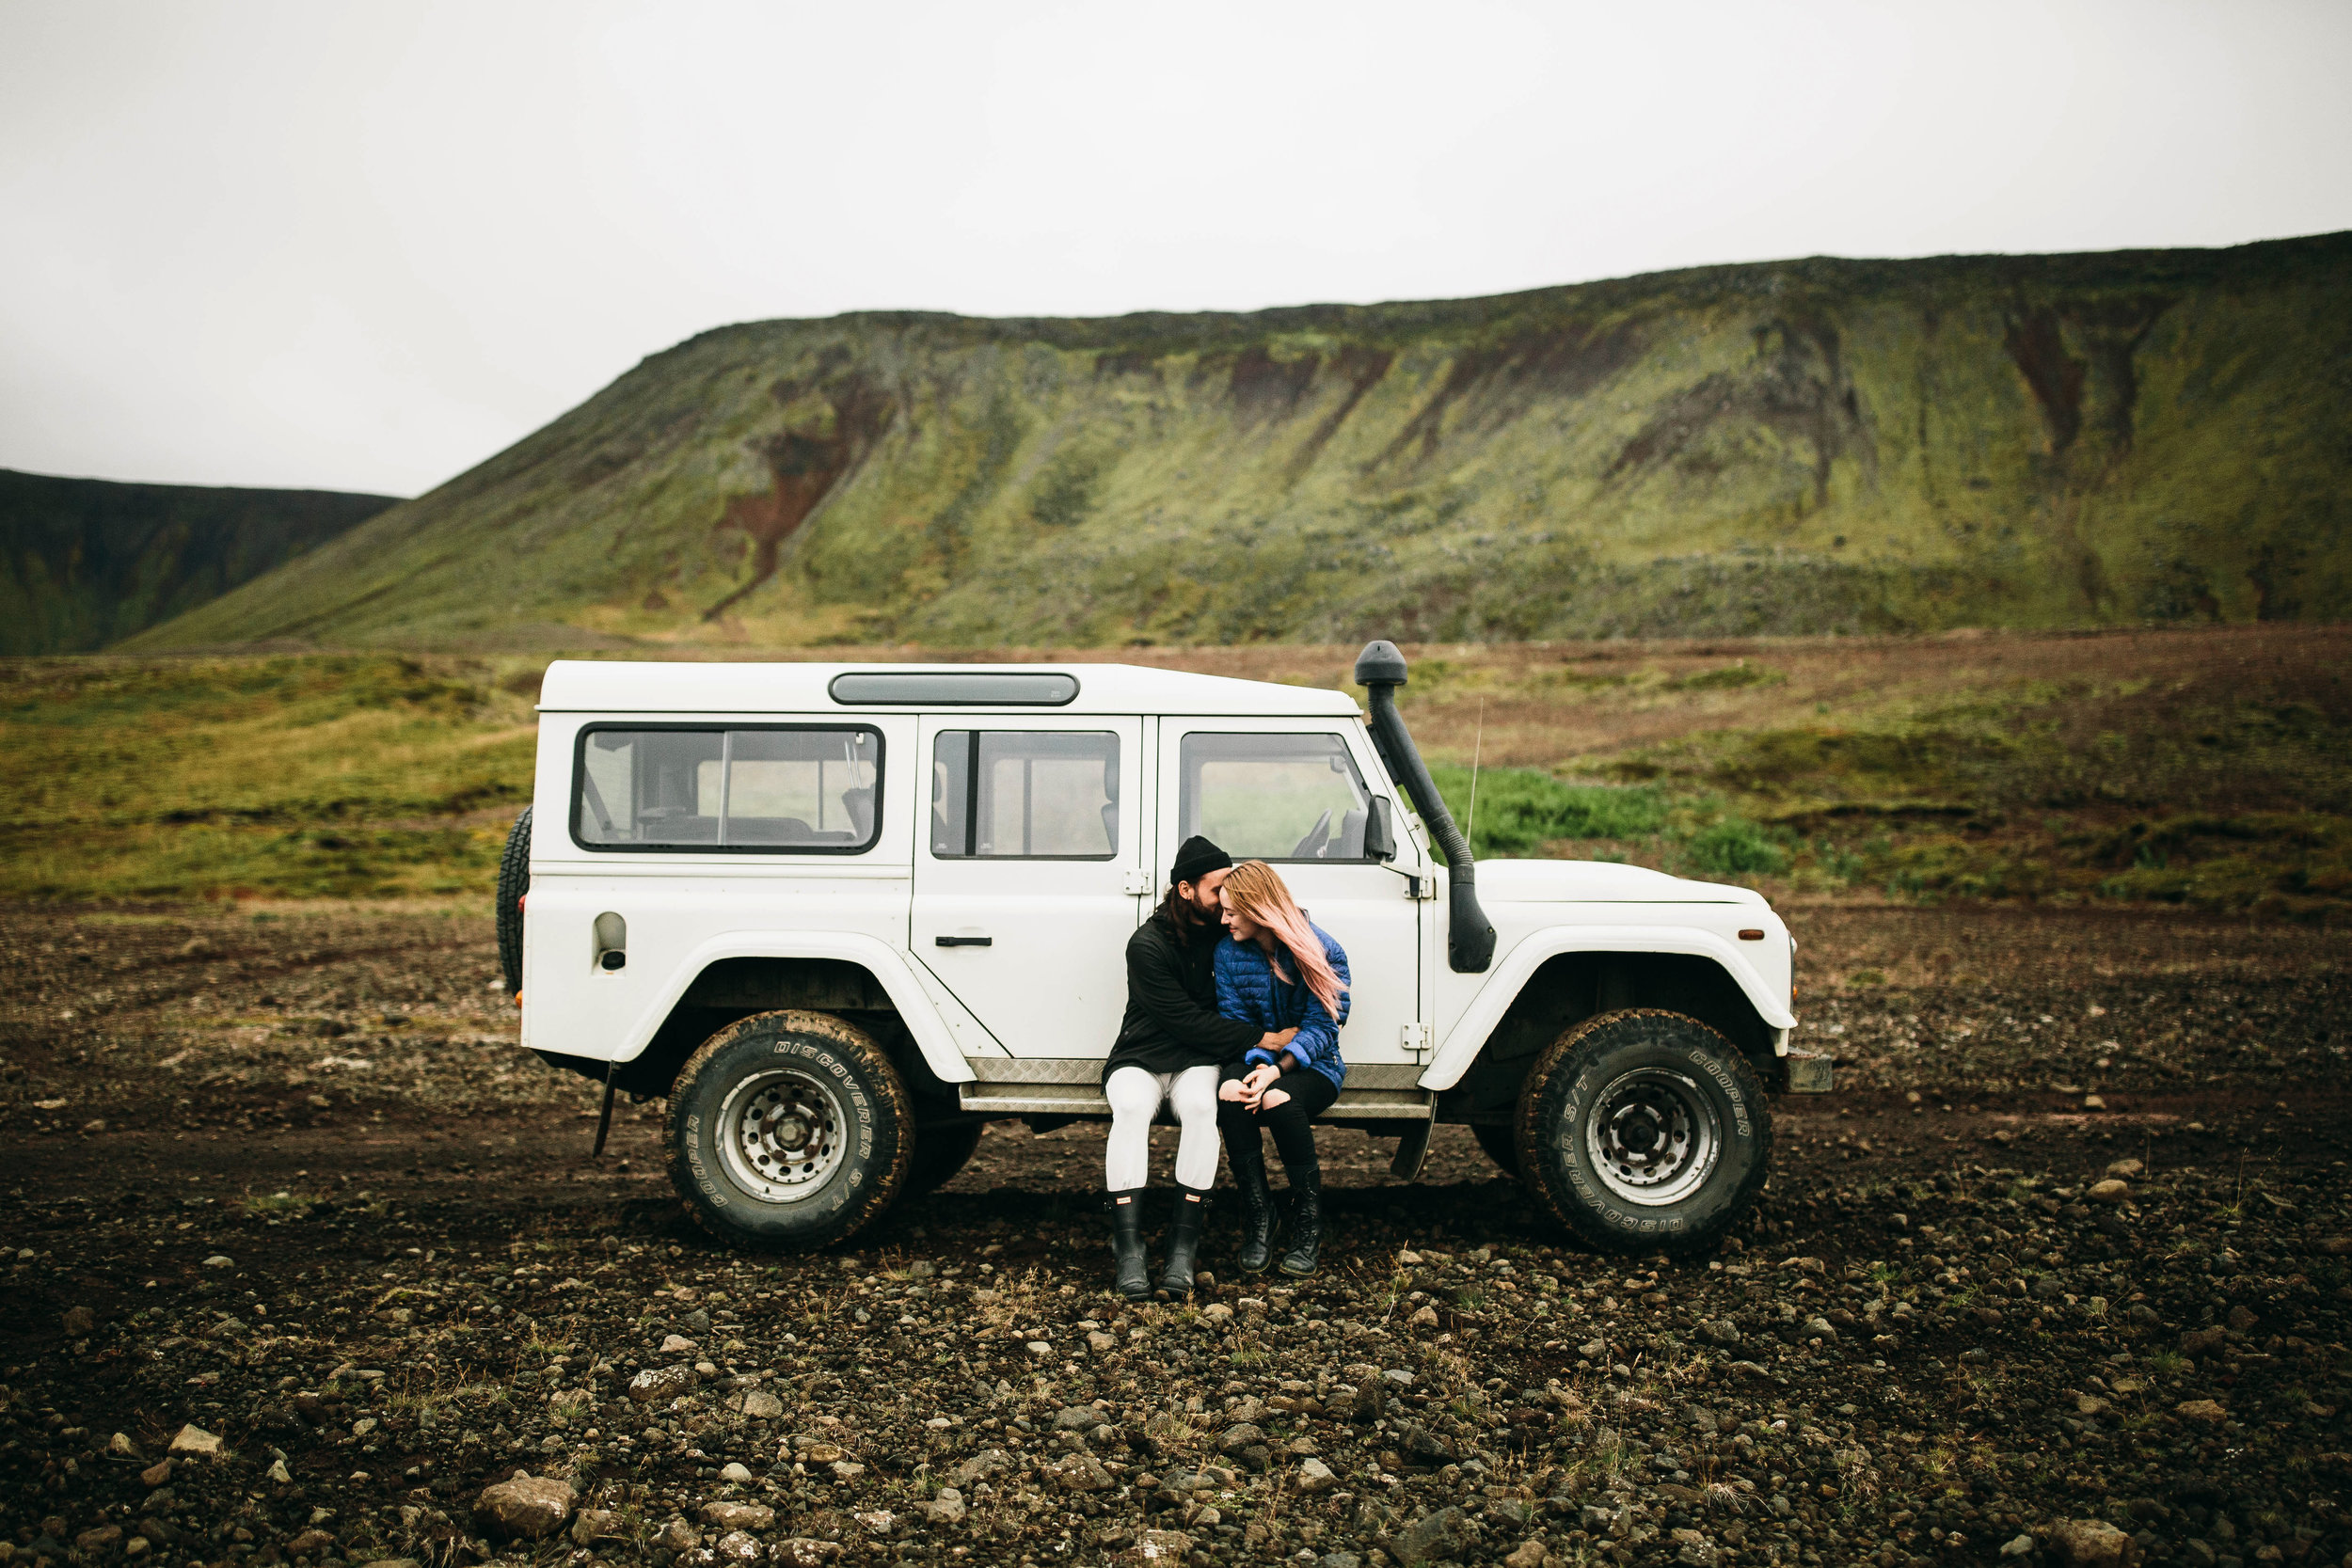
[[499, 641, 1822, 1256]]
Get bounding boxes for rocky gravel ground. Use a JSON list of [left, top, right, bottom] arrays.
[[1, 903, 2347, 1568]]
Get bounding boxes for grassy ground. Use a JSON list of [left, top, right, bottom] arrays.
[[3, 624, 2344, 913]]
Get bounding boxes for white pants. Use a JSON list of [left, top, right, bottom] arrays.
[[1104, 1064, 1221, 1192]]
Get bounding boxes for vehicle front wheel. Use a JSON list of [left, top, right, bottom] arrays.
[[667, 1010, 912, 1251], [1515, 1008, 1770, 1258]]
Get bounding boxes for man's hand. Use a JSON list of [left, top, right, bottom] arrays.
[[1256, 1027, 1298, 1052]]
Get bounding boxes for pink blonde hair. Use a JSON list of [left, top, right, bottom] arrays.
[[1223, 860, 1346, 1023]]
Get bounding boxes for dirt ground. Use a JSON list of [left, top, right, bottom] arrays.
[[1, 901, 2346, 1568]]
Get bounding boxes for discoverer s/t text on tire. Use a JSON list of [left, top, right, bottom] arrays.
[[667, 1009, 912, 1251], [1515, 1008, 1771, 1258]]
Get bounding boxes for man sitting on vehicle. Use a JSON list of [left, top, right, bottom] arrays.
[[1098, 835, 1295, 1302]]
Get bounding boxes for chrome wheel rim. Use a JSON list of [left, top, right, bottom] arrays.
[[1585, 1067, 1720, 1206], [717, 1068, 849, 1202]]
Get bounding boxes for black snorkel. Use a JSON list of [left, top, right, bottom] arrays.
[[1354, 639, 1496, 974]]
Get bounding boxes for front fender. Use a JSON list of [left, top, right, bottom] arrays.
[[1419, 924, 1797, 1092], [612, 931, 976, 1086]]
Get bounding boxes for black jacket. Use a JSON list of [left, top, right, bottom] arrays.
[[1101, 905, 1263, 1082]]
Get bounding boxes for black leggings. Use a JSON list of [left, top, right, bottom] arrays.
[[1217, 1067, 1340, 1175]]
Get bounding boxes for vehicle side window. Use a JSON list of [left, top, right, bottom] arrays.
[[932, 731, 1119, 859], [1180, 732, 1375, 861], [574, 727, 881, 852]]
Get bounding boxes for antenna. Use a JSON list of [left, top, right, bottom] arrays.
[[1466, 697, 1486, 853]]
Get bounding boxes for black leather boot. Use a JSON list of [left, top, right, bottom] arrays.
[[1157, 1185, 1211, 1300], [1231, 1157, 1276, 1275], [1278, 1164, 1324, 1277], [1108, 1188, 1151, 1302]]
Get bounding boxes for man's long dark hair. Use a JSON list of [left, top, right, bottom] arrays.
[[1158, 884, 1208, 930]]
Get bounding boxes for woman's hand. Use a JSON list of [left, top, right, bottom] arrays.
[[1235, 1063, 1281, 1108]]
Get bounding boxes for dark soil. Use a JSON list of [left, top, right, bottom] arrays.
[[1, 903, 2346, 1568]]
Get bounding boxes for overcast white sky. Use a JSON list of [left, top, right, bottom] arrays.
[[3, 0, 2348, 497]]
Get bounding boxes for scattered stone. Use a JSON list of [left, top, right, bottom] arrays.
[[661, 1334, 696, 1353], [741, 1389, 784, 1419], [628, 1365, 695, 1403], [1295, 1456, 1337, 1493], [1047, 1451, 1114, 1491], [2049, 1516, 2137, 1565], [167, 1426, 221, 1459], [703, 1503, 774, 1531], [473, 1473, 578, 1540], [718, 1462, 755, 1485], [2173, 1399, 2228, 1424], [919, 1488, 966, 1524], [711, 1529, 764, 1564], [106, 1432, 140, 1458], [139, 1459, 171, 1487], [770, 1542, 842, 1568], [570, 1511, 623, 1547], [1395, 1506, 1472, 1566], [2087, 1179, 2129, 1203], [62, 1306, 95, 1336]]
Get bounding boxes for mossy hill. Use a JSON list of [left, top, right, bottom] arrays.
[[131, 233, 2352, 651], [0, 468, 397, 654]]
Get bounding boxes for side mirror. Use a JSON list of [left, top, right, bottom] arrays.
[[1366, 797, 1396, 862]]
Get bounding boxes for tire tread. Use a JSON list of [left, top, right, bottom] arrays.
[[1513, 1007, 1772, 1258], [666, 1009, 913, 1251]]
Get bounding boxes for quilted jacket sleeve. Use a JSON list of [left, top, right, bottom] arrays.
[[1281, 925, 1351, 1082]]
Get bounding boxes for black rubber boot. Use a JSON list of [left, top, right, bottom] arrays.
[[1108, 1189, 1152, 1302], [1278, 1164, 1324, 1277], [1231, 1156, 1277, 1275], [1157, 1185, 1211, 1300]]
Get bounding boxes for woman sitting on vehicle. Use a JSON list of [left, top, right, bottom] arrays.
[[1214, 860, 1349, 1277]]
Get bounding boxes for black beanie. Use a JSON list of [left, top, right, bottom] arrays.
[[1168, 834, 1232, 886]]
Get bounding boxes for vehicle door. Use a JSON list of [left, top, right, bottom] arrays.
[[910, 717, 1148, 1058], [1155, 721, 1428, 1066]]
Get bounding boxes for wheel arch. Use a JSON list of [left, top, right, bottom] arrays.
[[1422, 927, 1793, 1117]]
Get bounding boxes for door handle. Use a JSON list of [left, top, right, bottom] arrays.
[[935, 935, 993, 947]]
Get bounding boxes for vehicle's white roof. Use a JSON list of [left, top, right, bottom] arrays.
[[537, 659, 1363, 718]]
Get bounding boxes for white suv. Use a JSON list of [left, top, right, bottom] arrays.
[[499, 641, 1820, 1256]]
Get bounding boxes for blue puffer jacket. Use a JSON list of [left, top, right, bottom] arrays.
[[1213, 923, 1350, 1092]]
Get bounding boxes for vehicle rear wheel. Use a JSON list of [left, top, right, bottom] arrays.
[[495, 808, 531, 999], [906, 1120, 984, 1196], [1471, 1122, 1521, 1177], [667, 1009, 912, 1251], [1515, 1008, 1770, 1258]]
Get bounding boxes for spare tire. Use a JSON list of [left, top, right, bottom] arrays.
[[496, 808, 531, 999]]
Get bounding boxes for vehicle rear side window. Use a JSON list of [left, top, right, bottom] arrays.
[[1180, 732, 1375, 861], [931, 731, 1120, 859], [574, 726, 882, 853]]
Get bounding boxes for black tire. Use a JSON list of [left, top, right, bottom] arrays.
[[1516, 1008, 1771, 1258], [906, 1121, 985, 1197], [1471, 1122, 1522, 1177], [495, 808, 532, 999], [667, 1010, 912, 1251]]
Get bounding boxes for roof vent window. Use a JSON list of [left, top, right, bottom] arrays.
[[828, 673, 1079, 706]]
